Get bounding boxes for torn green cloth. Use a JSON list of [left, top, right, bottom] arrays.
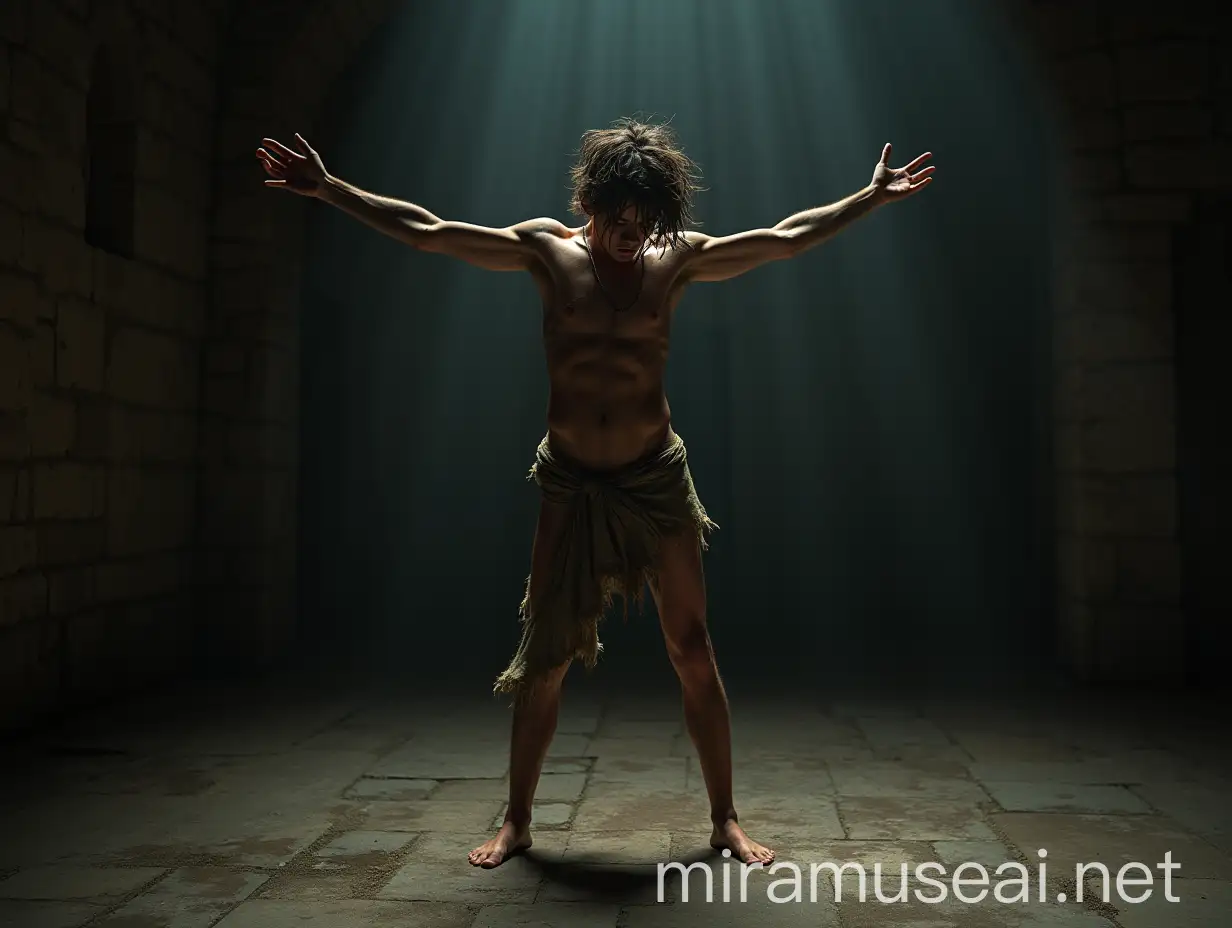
[[493, 429, 717, 703]]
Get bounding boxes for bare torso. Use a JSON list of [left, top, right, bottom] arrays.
[[527, 230, 688, 470]]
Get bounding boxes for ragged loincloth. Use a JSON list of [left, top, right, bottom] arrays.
[[493, 429, 717, 704]]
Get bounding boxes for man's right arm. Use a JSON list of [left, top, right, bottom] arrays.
[[320, 176, 565, 271]]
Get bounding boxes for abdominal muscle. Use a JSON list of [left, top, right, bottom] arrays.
[[543, 335, 672, 470]]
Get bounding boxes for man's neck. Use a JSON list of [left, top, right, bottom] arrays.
[[585, 226, 642, 272]]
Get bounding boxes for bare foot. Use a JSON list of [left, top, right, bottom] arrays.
[[468, 821, 532, 868], [711, 819, 775, 865]]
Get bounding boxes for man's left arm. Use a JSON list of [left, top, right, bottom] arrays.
[[680, 143, 934, 284]]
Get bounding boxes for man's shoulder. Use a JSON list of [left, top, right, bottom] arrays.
[[511, 217, 574, 240], [653, 230, 708, 256], [647, 231, 705, 274]]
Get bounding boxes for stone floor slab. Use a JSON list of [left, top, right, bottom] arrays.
[[856, 718, 955, 752], [723, 796, 846, 838], [343, 778, 437, 801], [837, 896, 1116, 926], [1130, 782, 1232, 848], [584, 739, 675, 759], [429, 779, 508, 801], [554, 712, 601, 736], [571, 789, 710, 833], [296, 726, 405, 754], [90, 867, 268, 928], [968, 758, 1199, 787], [990, 812, 1232, 880], [1093, 877, 1232, 928], [109, 812, 333, 869], [596, 721, 680, 740], [0, 865, 165, 902], [565, 831, 670, 865], [622, 889, 840, 926], [950, 732, 1090, 763], [376, 833, 556, 904], [316, 830, 416, 858], [470, 902, 621, 927], [840, 799, 997, 841], [433, 774, 585, 804], [983, 782, 1153, 814], [828, 761, 986, 802], [256, 871, 375, 902], [212, 899, 473, 927], [541, 759, 590, 776], [545, 735, 590, 758], [366, 750, 508, 780], [356, 801, 504, 833], [530, 774, 587, 803], [589, 757, 686, 790], [535, 866, 675, 905], [932, 840, 1020, 869], [692, 757, 834, 797], [0, 900, 103, 928], [495, 802, 573, 828]]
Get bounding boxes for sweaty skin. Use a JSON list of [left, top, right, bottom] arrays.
[[466, 216, 777, 868], [255, 129, 934, 871], [537, 219, 681, 466]]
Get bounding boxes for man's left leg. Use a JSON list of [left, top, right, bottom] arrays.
[[651, 529, 775, 865]]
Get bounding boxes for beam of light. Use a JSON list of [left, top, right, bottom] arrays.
[[301, 0, 1059, 674]]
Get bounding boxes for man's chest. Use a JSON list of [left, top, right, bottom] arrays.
[[544, 257, 681, 338]]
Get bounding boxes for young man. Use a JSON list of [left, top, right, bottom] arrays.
[[257, 118, 934, 868]]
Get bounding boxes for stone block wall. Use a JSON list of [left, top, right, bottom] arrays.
[[1016, 0, 1231, 679], [0, 0, 226, 730]]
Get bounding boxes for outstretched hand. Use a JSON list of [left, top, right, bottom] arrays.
[[870, 143, 934, 203], [256, 133, 328, 197]]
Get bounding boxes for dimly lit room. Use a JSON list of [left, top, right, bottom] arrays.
[[1, 0, 1229, 926]]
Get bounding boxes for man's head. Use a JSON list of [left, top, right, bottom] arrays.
[[569, 116, 702, 262]]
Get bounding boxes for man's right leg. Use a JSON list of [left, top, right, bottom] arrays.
[[468, 498, 570, 868], [467, 660, 569, 867]]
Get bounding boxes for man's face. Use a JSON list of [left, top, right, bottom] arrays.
[[592, 205, 648, 262]]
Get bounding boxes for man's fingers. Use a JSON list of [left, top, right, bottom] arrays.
[[262, 137, 299, 160], [256, 154, 285, 178], [903, 151, 932, 172], [910, 165, 936, 182], [880, 142, 892, 165], [910, 176, 933, 191], [294, 132, 314, 154], [264, 179, 287, 187]]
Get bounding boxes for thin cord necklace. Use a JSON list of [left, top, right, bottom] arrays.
[[582, 224, 645, 312]]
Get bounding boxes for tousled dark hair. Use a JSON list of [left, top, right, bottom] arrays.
[[569, 116, 703, 250]]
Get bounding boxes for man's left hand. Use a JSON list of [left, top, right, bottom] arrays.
[[870, 143, 934, 204]]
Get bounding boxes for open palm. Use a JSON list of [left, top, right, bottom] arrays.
[[256, 133, 328, 197], [871, 143, 934, 202]]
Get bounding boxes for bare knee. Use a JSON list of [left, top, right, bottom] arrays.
[[516, 661, 570, 711], [665, 618, 717, 689]]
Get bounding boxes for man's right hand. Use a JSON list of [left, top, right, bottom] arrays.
[[257, 133, 328, 197]]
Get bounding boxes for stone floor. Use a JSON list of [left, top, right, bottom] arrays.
[[1, 670, 1230, 927]]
